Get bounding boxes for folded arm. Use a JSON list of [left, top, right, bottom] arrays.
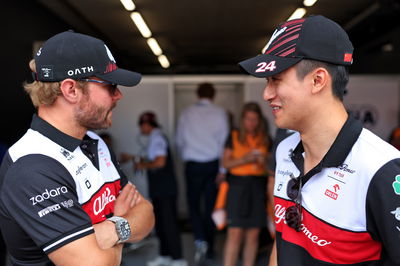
[[93, 182, 155, 248], [48, 233, 123, 266]]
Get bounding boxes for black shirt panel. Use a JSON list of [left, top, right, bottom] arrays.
[[0, 154, 93, 262], [366, 158, 400, 265]]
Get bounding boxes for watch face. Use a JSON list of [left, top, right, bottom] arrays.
[[117, 220, 131, 240]]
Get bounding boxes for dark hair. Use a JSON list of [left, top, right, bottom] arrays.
[[138, 111, 159, 127], [238, 102, 271, 149], [295, 59, 349, 101], [196, 83, 215, 99]]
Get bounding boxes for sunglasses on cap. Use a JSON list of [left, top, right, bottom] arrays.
[[285, 174, 303, 232]]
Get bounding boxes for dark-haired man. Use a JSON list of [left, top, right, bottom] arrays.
[[0, 31, 154, 265], [239, 15, 400, 265], [176, 83, 229, 264]]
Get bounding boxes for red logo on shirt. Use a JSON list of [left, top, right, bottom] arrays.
[[82, 181, 121, 224], [325, 189, 338, 200]]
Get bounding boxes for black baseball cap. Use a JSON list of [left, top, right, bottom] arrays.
[[33, 30, 141, 86], [239, 15, 354, 78]]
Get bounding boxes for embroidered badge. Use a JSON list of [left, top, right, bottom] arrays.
[[393, 175, 400, 195]]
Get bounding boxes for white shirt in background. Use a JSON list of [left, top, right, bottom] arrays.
[[176, 99, 229, 162]]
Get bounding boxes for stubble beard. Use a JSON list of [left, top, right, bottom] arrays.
[[74, 97, 116, 130]]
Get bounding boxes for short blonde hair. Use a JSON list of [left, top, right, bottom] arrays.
[[24, 59, 86, 108]]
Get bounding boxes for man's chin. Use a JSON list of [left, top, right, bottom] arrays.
[[87, 120, 112, 131]]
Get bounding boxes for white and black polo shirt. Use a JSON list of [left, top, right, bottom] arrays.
[[0, 114, 127, 266], [274, 115, 400, 265]]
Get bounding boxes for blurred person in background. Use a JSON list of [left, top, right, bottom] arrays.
[[135, 111, 187, 266], [176, 82, 229, 265], [222, 102, 271, 266]]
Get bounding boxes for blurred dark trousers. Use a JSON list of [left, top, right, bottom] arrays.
[[152, 196, 183, 259], [185, 160, 219, 253]]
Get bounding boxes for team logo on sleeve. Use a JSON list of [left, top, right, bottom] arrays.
[[392, 175, 400, 195], [38, 204, 61, 217], [30, 186, 68, 205]]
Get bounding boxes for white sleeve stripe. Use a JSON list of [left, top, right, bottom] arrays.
[[43, 226, 93, 252]]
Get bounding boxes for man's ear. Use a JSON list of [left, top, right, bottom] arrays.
[[310, 67, 329, 95], [59, 79, 81, 103]]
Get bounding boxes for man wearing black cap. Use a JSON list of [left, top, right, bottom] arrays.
[[0, 31, 154, 265], [239, 15, 400, 266]]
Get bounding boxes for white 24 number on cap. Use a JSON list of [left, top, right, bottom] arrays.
[[255, 61, 276, 73]]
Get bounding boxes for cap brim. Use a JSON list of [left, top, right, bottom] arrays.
[[96, 68, 142, 87], [238, 54, 303, 78]]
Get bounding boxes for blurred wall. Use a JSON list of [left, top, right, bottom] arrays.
[[1, 1, 72, 146]]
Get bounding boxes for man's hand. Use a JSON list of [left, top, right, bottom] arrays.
[[93, 220, 119, 249], [93, 183, 141, 249], [114, 182, 141, 217]]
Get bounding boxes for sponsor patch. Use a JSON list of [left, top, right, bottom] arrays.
[[325, 189, 338, 200], [84, 179, 92, 189], [338, 163, 355, 174], [67, 66, 94, 77], [333, 184, 340, 192], [76, 163, 88, 175], [390, 207, 400, 221], [40, 66, 53, 79], [30, 186, 68, 205], [38, 204, 61, 217], [392, 175, 400, 195], [60, 148, 74, 160], [60, 199, 74, 208]]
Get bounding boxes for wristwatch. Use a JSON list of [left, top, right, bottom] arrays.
[[107, 216, 131, 243]]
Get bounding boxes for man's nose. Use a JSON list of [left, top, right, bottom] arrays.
[[263, 82, 275, 102]]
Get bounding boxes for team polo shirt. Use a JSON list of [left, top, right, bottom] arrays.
[[0, 114, 127, 266], [274, 115, 400, 265]]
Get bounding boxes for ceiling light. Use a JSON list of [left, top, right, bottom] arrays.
[[147, 38, 163, 56], [120, 0, 135, 11], [158, 55, 170, 68], [287, 8, 306, 21], [303, 0, 318, 7], [382, 43, 394, 52], [130, 12, 152, 38]]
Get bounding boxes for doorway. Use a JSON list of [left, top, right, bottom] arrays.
[[172, 82, 244, 218]]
